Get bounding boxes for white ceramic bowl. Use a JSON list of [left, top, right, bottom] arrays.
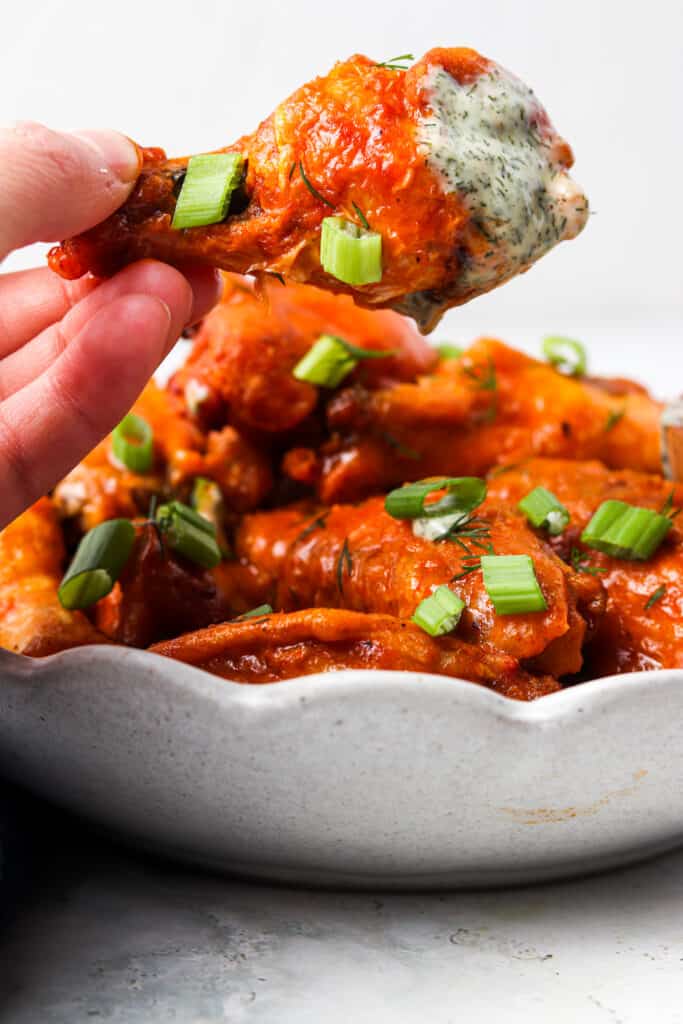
[[1, 645, 682, 888]]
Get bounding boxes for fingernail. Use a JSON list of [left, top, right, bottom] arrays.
[[73, 129, 141, 183]]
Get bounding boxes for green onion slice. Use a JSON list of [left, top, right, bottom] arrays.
[[235, 604, 274, 620], [385, 477, 487, 521], [172, 153, 244, 230], [437, 343, 464, 360], [481, 554, 547, 615], [320, 217, 382, 286], [191, 476, 231, 557], [112, 414, 154, 473], [518, 487, 570, 536], [156, 500, 222, 569], [412, 586, 465, 637], [542, 336, 587, 377], [581, 500, 672, 561], [58, 519, 136, 610], [292, 334, 392, 388]]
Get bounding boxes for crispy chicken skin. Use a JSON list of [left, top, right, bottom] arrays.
[[169, 274, 436, 434], [48, 48, 587, 330], [302, 339, 663, 503], [489, 459, 683, 675], [0, 498, 104, 656], [149, 608, 559, 700], [229, 495, 602, 677]]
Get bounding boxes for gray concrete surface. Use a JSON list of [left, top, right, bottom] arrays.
[[2, 820, 683, 1023]]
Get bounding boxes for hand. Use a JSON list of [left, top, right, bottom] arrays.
[[0, 122, 221, 530]]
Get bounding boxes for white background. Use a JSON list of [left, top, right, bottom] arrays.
[[1, 0, 682, 384]]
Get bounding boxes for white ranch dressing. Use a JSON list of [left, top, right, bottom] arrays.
[[401, 61, 589, 330]]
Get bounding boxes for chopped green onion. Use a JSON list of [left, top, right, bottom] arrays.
[[437, 343, 463, 360], [58, 519, 136, 610], [171, 153, 244, 230], [481, 555, 547, 615], [542, 336, 587, 376], [412, 586, 464, 637], [385, 477, 486, 521], [320, 217, 382, 286], [235, 604, 274, 620], [156, 500, 222, 569], [112, 414, 154, 473], [292, 335, 357, 388], [518, 487, 570, 535], [292, 334, 392, 388], [581, 500, 672, 561], [191, 477, 231, 557]]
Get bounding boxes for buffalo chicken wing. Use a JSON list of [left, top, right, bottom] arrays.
[[230, 495, 603, 678], [48, 49, 587, 331], [150, 608, 559, 700], [489, 459, 683, 675]]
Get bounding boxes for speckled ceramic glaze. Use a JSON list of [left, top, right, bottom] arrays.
[[0, 646, 681, 888]]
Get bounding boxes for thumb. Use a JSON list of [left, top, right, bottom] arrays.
[[0, 121, 140, 260]]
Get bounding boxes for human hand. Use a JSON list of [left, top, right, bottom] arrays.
[[0, 122, 221, 529]]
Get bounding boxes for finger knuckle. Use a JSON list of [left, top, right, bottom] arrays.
[[0, 404, 35, 509]]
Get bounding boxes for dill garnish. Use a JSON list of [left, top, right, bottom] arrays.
[[604, 408, 625, 433], [644, 584, 666, 611], [336, 538, 353, 593], [352, 201, 371, 230], [571, 547, 607, 576], [451, 557, 483, 581], [380, 431, 420, 460], [288, 161, 296, 180], [266, 271, 286, 286], [660, 490, 681, 519], [298, 161, 334, 208], [296, 513, 329, 544], [461, 356, 498, 422], [462, 356, 497, 392], [376, 53, 414, 70]]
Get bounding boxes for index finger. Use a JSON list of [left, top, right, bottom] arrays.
[[0, 122, 140, 260]]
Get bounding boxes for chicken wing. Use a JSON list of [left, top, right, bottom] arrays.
[[296, 339, 663, 502], [169, 273, 436, 434], [48, 48, 587, 330], [54, 377, 272, 528], [228, 495, 603, 678], [488, 458, 683, 674], [149, 608, 559, 700], [0, 498, 104, 656], [94, 522, 235, 648]]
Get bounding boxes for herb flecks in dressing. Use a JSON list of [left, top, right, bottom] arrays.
[[413, 61, 588, 316]]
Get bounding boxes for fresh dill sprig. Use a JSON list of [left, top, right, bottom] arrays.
[[265, 271, 286, 286], [298, 161, 334, 208], [604, 408, 625, 433], [379, 431, 420, 460], [296, 513, 329, 544], [336, 538, 353, 593], [462, 356, 498, 422], [352, 201, 371, 230], [644, 584, 666, 611], [660, 490, 681, 519], [571, 546, 607, 576], [376, 53, 414, 71], [462, 355, 497, 392], [451, 558, 483, 582]]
